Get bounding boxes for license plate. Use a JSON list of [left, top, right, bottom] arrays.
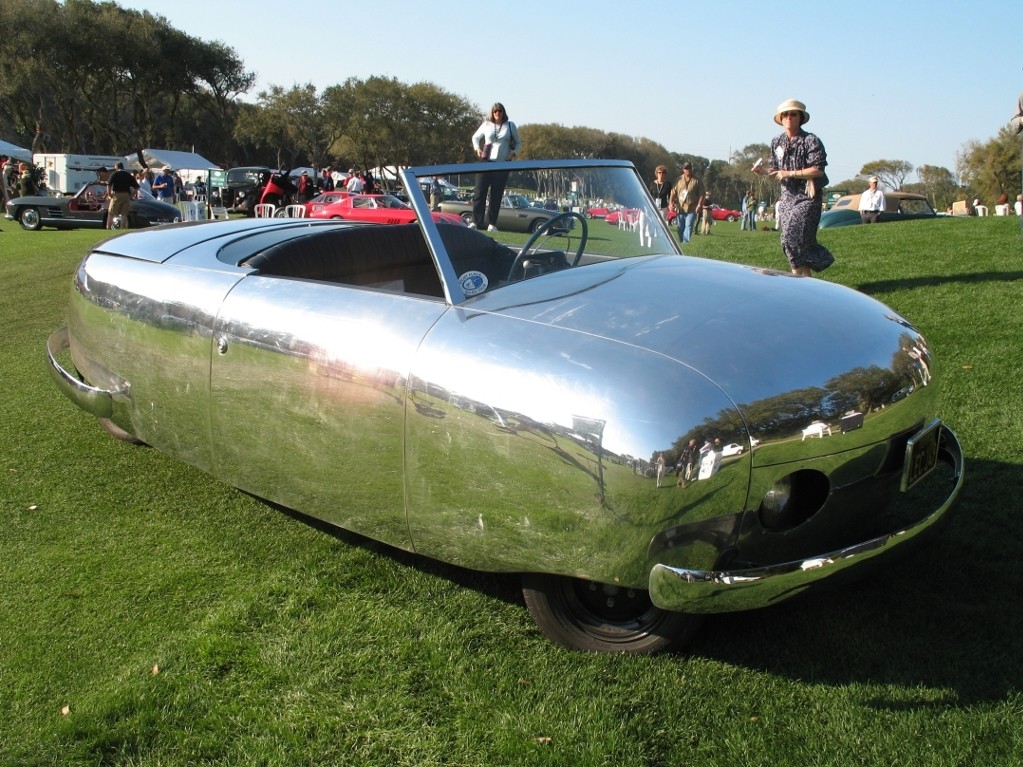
[[902, 419, 941, 492]]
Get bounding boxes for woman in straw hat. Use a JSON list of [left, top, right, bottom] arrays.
[[754, 98, 834, 276]]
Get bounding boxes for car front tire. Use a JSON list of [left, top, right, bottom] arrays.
[[521, 573, 703, 654], [18, 207, 42, 231]]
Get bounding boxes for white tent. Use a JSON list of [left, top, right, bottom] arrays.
[[0, 139, 33, 163], [123, 148, 219, 172]]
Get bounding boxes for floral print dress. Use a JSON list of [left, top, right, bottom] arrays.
[[770, 129, 835, 272]]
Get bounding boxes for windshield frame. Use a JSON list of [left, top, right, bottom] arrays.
[[401, 159, 680, 304]]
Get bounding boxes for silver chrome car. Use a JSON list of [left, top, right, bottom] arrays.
[[47, 159, 963, 654]]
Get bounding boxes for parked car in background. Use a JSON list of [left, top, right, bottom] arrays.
[[46, 159, 962, 654], [818, 191, 939, 229], [663, 204, 742, 226], [307, 193, 465, 226], [605, 208, 641, 226], [708, 204, 742, 222], [304, 190, 350, 216], [6, 180, 179, 231], [211, 166, 271, 213], [439, 193, 570, 233]]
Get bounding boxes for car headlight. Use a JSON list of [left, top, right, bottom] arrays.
[[758, 470, 830, 531]]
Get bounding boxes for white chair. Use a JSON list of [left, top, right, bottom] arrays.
[[254, 203, 276, 218], [177, 201, 205, 221], [995, 204, 1010, 216], [209, 206, 229, 220], [974, 205, 988, 217], [284, 204, 306, 218]]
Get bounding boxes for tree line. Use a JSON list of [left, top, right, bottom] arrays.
[[1, 0, 1017, 210]]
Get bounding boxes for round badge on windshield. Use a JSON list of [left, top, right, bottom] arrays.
[[459, 270, 488, 296]]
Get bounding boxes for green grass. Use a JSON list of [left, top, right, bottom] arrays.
[[3, 215, 1023, 766]]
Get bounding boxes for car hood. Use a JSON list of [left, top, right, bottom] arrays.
[[466, 255, 931, 430]]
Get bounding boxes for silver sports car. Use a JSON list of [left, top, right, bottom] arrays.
[[47, 159, 963, 654]]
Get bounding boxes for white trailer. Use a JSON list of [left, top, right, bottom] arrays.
[[33, 153, 123, 194]]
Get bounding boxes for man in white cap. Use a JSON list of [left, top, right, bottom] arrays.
[[858, 176, 885, 224]]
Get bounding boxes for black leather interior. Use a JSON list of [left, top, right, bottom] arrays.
[[243, 223, 516, 299]]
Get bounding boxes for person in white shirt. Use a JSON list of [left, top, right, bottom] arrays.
[[346, 172, 364, 194], [858, 176, 885, 224], [469, 102, 520, 230]]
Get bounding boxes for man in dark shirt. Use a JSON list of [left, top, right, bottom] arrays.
[[107, 161, 139, 229]]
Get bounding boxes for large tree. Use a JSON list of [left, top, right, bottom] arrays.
[[0, 0, 253, 156], [907, 164, 961, 211], [957, 126, 1021, 205], [859, 159, 914, 191]]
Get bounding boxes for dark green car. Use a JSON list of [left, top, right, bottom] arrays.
[[818, 191, 939, 229]]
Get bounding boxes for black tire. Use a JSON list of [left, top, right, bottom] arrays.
[[18, 207, 42, 231], [726, 214, 737, 222], [460, 212, 473, 225], [521, 573, 703, 654], [528, 218, 546, 233]]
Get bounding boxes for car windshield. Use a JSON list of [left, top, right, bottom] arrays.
[[503, 194, 531, 209], [898, 197, 935, 215], [402, 160, 680, 302], [373, 194, 408, 209], [227, 168, 266, 185]]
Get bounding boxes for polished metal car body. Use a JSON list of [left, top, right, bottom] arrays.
[[6, 180, 180, 231], [47, 159, 963, 653], [819, 191, 939, 229]]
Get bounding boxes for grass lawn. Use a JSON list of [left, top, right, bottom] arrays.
[[2, 214, 1022, 766]]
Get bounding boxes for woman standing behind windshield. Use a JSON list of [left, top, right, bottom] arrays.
[[754, 98, 834, 276], [470, 102, 520, 231]]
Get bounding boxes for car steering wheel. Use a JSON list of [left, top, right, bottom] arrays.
[[508, 212, 588, 282]]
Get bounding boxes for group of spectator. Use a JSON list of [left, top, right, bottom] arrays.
[[1, 155, 39, 205], [316, 167, 377, 197]]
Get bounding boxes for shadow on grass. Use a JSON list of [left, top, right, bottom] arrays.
[[691, 456, 1018, 706], [264, 497, 525, 607], [258, 447, 1016, 710], [856, 270, 1023, 296]]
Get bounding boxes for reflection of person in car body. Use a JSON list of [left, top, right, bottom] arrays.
[[675, 439, 698, 487]]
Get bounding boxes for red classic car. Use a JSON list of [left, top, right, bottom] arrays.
[[305, 190, 350, 216], [604, 208, 641, 226], [709, 204, 742, 222], [308, 193, 465, 226], [664, 204, 743, 225]]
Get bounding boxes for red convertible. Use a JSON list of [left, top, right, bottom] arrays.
[[308, 193, 465, 226]]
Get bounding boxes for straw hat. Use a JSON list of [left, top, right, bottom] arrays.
[[773, 99, 809, 126]]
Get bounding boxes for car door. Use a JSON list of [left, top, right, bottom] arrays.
[[70, 182, 108, 225], [209, 275, 448, 550]]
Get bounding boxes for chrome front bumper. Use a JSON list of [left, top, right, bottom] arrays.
[[648, 425, 964, 614], [46, 326, 120, 418]]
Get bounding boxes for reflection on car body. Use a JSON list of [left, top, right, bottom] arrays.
[[46, 159, 963, 654]]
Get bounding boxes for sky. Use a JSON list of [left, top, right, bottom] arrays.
[[111, 0, 1023, 185]]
